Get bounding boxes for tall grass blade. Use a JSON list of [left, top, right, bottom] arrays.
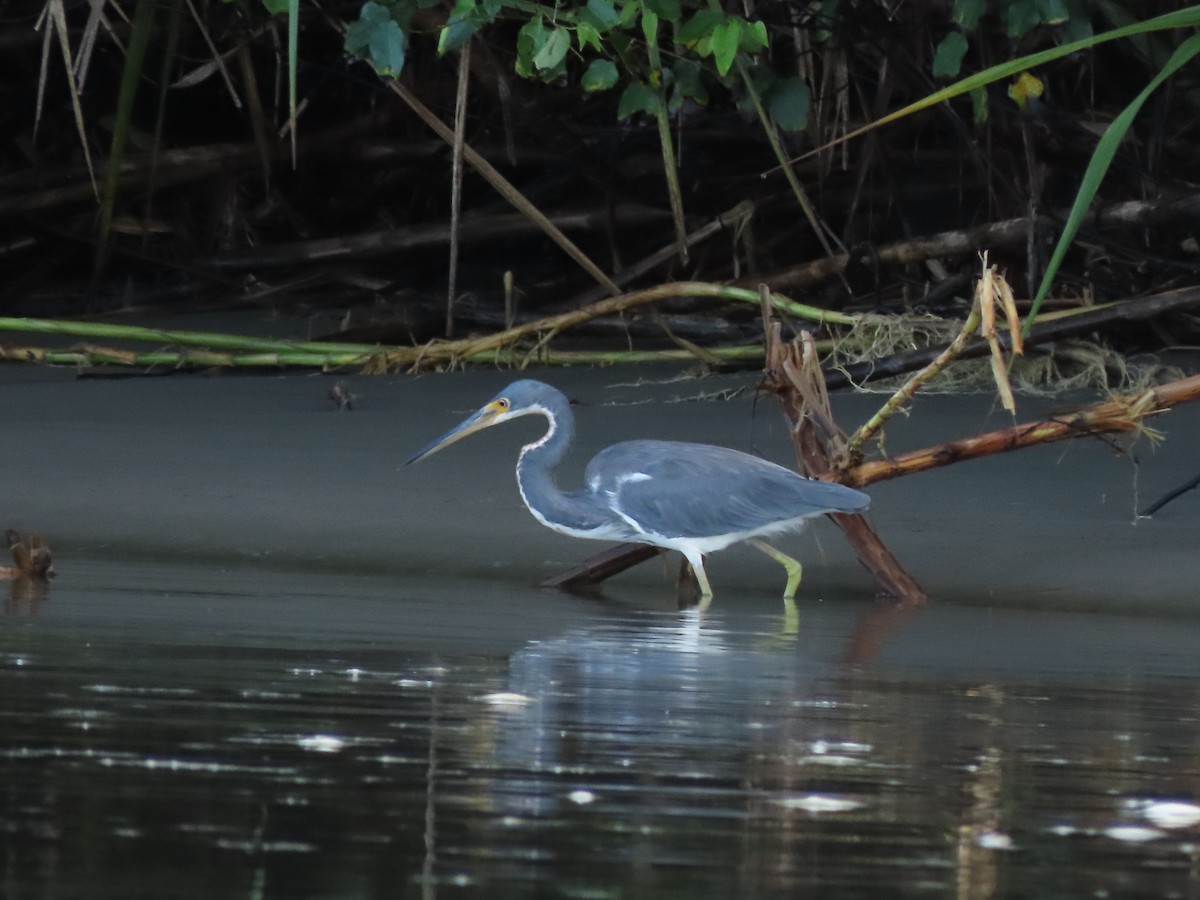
[[99, 0, 156, 242], [793, 6, 1200, 164], [1025, 32, 1200, 328]]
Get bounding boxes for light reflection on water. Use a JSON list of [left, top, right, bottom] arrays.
[[2, 561, 1200, 898]]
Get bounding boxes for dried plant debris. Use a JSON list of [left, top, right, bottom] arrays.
[[2, 530, 55, 580]]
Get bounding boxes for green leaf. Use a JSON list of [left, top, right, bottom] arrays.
[[1036, 0, 1069, 24], [641, 9, 658, 46], [532, 25, 570, 70], [670, 58, 707, 106], [643, 0, 679, 21], [1005, 0, 1041, 37], [1060, 0, 1093, 41], [617, 1, 639, 27], [345, 2, 394, 55], [677, 8, 721, 44], [740, 19, 768, 51], [617, 82, 657, 118], [370, 20, 405, 75], [261, 0, 289, 14], [585, 0, 620, 30], [581, 58, 619, 91], [515, 15, 546, 77], [951, 0, 985, 30], [932, 31, 969, 78], [438, 19, 477, 55], [710, 18, 741, 76], [576, 21, 603, 52], [767, 75, 809, 131]]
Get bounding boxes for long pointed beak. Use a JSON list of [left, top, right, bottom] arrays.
[[405, 402, 504, 465]]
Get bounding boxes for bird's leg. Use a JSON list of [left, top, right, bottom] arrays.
[[749, 539, 804, 603], [682, 551, 714, 601]]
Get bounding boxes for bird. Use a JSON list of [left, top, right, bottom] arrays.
[[406, 380, 869, 601]]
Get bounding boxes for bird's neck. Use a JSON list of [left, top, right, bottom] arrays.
[[514, 398, 602, 533]]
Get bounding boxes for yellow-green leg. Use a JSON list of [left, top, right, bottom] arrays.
[[682, 550, 714, 600], [749, 539, 804, 602]]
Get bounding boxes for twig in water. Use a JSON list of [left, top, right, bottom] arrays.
[[1139, 472, 1200, 517]]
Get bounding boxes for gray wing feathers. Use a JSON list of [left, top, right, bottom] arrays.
[[586, 441, 868, 540]]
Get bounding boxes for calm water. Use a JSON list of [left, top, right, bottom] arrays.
[[3, 558, 1200, 899]]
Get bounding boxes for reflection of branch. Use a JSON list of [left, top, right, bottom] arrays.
[[840, 598, 921, 665], [422, 688, 440, 900]]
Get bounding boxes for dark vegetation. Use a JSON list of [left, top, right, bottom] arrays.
[[0, 0, 1198, 376]]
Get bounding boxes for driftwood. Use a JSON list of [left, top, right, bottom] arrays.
[[759, 192, 1200, 291], [209, 206, 671, 270], [0, 113, 400, 219], [762, 323, 928, 602], [843, 373, 1200, 488]]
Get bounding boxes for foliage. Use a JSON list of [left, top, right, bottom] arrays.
[[935, 0, 1094, 81], [343, 0, 810, 133]]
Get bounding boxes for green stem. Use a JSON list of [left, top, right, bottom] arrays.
[[0, 344, 377, 368], [0, 317, 383, 354]]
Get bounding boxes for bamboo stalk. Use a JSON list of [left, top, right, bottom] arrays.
[[0, 317, 381, 354], [0, 282, 853, 372], [0, 343, 376, 368]]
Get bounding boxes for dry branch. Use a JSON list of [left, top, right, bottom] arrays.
[[209, 206, 671, 270], [385, 79, 623, 297], [763, 321, 928, 603], [842, 373, 1200, 488], [759, 192, 1200, 291]]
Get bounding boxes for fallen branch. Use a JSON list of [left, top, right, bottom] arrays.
[[842, 373, 1200, 488], [763, 321, 928, 603], [759, 191, 1200, 291], [208, 206, 671, 271], [1140, 471, 1200, 517]]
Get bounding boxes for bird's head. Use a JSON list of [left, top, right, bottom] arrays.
[[405, 380, 552, 465]]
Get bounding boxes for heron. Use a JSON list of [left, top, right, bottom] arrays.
[[406, 380, 869, 601]]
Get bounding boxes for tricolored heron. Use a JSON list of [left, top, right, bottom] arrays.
[[406, 380, 869, 600]]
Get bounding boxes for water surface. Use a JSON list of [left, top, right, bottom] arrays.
[[3, 365, 1199, 897], [4, 558, 1200, 899]]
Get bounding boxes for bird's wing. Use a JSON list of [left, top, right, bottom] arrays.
[[586, 441, 866, 541]]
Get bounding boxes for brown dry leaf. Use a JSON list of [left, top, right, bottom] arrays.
[[997, 275, 1024, 356], [976, 253, 1017, 412]]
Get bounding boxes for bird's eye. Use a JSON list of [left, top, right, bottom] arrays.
[[496, 398, 509, 410]]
